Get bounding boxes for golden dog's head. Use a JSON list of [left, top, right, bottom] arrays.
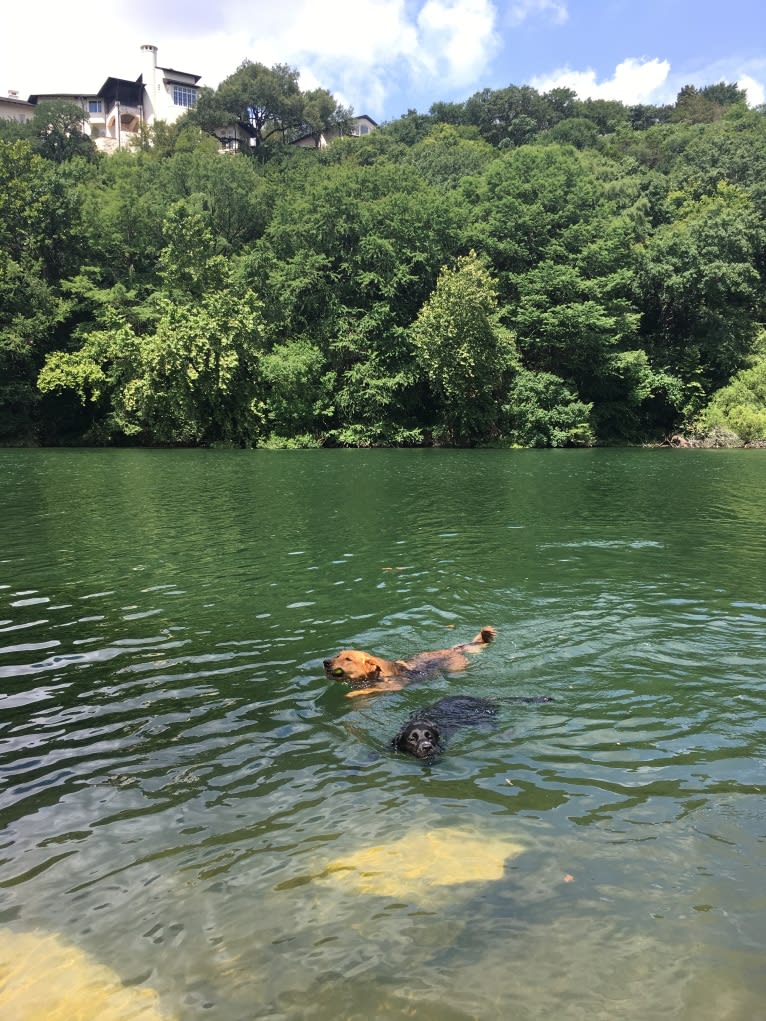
[[323, 650, 384, 683]]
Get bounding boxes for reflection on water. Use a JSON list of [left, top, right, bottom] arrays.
[[1, 449, 765, 1020]]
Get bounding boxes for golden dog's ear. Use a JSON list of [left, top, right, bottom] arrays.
[[364, 658, 382, 678]]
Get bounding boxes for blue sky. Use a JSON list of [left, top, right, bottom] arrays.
[[3, 0, 766, 121]]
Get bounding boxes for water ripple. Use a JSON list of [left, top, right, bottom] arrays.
[[0, 449, 765, 1019]]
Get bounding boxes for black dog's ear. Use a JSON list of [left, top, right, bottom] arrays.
[[392, 727, 410, 751]]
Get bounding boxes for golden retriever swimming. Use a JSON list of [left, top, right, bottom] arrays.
[[323, 626, 496, 698]]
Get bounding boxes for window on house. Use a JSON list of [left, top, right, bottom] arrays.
[[359, 124, 369, 134], [173, 85, 197, 108], [88, 99, 103, 114]]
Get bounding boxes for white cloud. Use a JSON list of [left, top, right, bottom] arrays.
[[531, 57, 671, 105], [1, 0, 503, 120], [738, 74, 765, 107], [618, 57, 766, 111], [417, 0, 500, 84], [5, 1, 759, 125], [507, 0, 568, 27]]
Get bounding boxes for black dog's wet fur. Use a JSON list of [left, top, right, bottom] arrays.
[[392, 694, 553, 760]]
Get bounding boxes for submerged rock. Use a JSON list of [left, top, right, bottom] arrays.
[[0, 929, 174, 1021], [322, 828, 524, 899]]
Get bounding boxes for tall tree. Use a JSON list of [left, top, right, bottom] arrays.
[[301, 87, 353, 146], [31, 100, 97, 163], [192, 61, 348, 155], [635, 181, 764, 411], [38, 200, 268, 445], [0, 140, 86, 439], [410, 252, 517, 444]]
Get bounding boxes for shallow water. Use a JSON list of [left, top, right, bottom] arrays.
[[1, 448, 764, 1020]]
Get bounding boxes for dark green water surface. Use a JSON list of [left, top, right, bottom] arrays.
[[1, 449, 764, 1019]]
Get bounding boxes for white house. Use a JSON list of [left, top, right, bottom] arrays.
[[25, 45, 201, 152], [291, 114, 378, 149], [0, 91, 35, 123], [6, 46, 375, 155], [137, 44, 200, 130]]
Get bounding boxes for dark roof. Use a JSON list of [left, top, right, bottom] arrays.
[[3, 94, 35, 106], [158, 66, 201, 84], [28, 93, 92, 103], [96, 77, 144, 104]]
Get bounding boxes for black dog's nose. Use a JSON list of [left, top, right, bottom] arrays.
[[323, 659, 331, 668]]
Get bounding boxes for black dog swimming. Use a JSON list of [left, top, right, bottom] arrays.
[[392, 694, 553, 759], [392, 696, 495, 759]]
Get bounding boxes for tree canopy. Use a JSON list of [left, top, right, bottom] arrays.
[[1, 66, 766, 447], [191, 61, 352, 154]]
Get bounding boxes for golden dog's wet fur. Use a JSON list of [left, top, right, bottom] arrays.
[[323, 626, 496, 698]]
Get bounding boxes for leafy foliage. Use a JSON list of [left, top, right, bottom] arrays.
[[2, 68, 766, 447], [701, 341, 766, 442], [410, 252, 517, 444], [505, 369, 594, 447]]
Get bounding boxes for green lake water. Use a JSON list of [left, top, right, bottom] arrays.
[[0, 448, 764, 1020]]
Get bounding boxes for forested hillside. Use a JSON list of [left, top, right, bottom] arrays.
[[2, 73, 766, 447]]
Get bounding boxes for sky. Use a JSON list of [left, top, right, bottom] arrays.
[[3, 0, 766, 122]]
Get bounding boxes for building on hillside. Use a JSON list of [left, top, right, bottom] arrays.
[[5, 45, 374, 156], [24, 45, 201, 153], [291, 114, 378, 148], [0, 91, 35, 122], [216, 113, 378, 154]]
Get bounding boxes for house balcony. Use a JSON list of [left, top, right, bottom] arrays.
[[105, 104, 142, 135]]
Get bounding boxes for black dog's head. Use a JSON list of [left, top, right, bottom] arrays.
[[393, 719, 442, 759]]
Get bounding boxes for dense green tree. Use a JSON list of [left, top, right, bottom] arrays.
[[504, 369, 594, 447], [301, 88, 353, 146], [0, 139, 86, 276], [405, 124, 493, 189], [38, 201, 267, 444], [237, 157, 464, 444], [574, 97, 629, 134], [380, 109, 434, 145], [192, 61, 348, 156], [0, 100, 97, 162], [634, 182, 764, 412], [0, 68, 763, 448], [31, 100, 97, 163], [191, 61, 298, 151], [464, 85, 552, 146], [410, 252, 518, 444], [544, 87, 578, 123], [672, 83, 746, 125], [541, 117, 600, 149], [0, 251, 63, 440], [429, 100, 468, 126], [701, 348, 766, 442], [259, 338, 334, 442], [0, 140, 88, 438], [77, 151, 168, 285]]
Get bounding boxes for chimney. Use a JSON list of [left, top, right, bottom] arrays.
[[140, 44, 158, 123], [141, 43, 158, 67], [8, 90, 19, 98]]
